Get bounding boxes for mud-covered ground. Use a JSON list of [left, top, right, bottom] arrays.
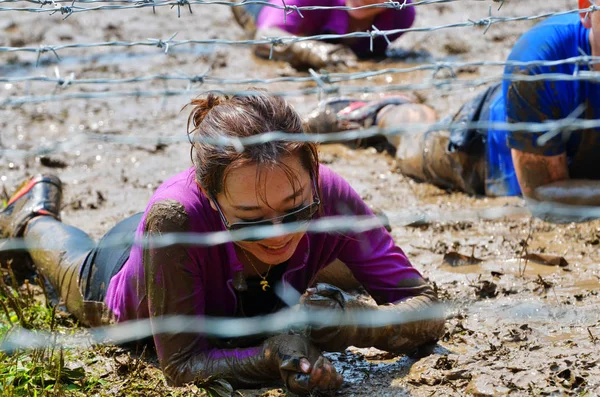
[[2, 0, 600, 395]]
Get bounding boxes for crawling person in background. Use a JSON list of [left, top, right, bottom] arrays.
[[305, 2, 600, 222], [0, 90, 445, 395], [231, 0, 416, 69]]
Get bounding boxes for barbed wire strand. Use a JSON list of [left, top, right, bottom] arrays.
[[2, 290, 598, 352], [3, 116, 600, 160], [7, 297, 599, 353], [2, 198, 600, 254], [0, 5, 597, 58], [0, 0, 503, 17], [8, 71, 600, 106], [3, 56, 600, 91]]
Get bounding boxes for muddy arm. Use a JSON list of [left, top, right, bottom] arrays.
[[301, 280, 445, 354], [505, 77, 600, 217], [512, 149, 600, 206], [253, 27, 356, 70], [143, 200, 280, 387], [144, 200, 339, 392], [307, 169, 445, 352]]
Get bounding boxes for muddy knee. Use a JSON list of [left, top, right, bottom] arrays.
[[378, 104, 439, 181], [379, 103, 438, 148]]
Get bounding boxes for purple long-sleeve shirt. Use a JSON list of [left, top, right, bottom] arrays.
[[256, 0, 416, 57], [105, 165, 422, 361]]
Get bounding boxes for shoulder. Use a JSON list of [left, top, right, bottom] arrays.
[[317, 164, 350, 198], [502, 15, 586, 119], [318, 164, 370, 216], [508, 14, 587, 65], [143, 167, 215, 232]]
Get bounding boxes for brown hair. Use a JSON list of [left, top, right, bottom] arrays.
[[186, 89, 320, 206]]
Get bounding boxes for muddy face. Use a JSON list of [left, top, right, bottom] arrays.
[[212, 154, 313, 267]]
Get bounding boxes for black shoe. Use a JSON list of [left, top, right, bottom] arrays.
[[0, 174, 62, 239]]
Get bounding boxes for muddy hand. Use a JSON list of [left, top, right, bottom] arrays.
[[290, 42, 358, 71], [300, 283, 365, 310], [263, 334, 343, 395], [300, 283, 371, 351], [290, 355, 343, 393]]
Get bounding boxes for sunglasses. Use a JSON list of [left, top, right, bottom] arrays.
[[211, 178, 320, 241]]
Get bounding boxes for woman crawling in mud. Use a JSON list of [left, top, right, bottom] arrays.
[[231, 0, 416, 69], [0, 90, 445, 394], [305, 1, 600, 222]]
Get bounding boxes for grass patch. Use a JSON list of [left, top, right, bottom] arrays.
[[0, 263, 234, 397]]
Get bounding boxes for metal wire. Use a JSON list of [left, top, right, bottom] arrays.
[[5, 71, 600, 106], [0, 5, 596, 52], [2, 56, 600, 91], [2, 115, 600, 160], [0, 0, 487, 18]]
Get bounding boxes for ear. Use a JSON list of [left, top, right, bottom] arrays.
[[581, 0, 593, 29]]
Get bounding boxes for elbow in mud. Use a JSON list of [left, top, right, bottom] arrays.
[[163, 364, 189, 388], [379, 317, 446, 355], [162, 353, 204, 388]]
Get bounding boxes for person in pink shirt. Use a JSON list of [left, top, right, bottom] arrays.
[[232, 0, 416, 69], [0, 90, 444, 395]]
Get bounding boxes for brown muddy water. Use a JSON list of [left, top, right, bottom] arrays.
[[1, 0, 599, 395]]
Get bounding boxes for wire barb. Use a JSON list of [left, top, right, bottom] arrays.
[[148, 32, 178, 53], [169, 0, 191, 17]]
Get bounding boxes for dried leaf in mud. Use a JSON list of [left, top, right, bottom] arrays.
[[442, 251, 483, 267], [522, 253, 568, 267]]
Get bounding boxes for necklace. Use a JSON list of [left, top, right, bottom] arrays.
[[240, 249, 272, 292]]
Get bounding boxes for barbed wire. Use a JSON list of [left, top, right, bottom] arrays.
[[0, 0, 499, 18], [6, 297, 599, 352], [7, 71, 600, 107], [3, 117, 600, 160], [0, 4, 596, 58], [0, 209, 527, 253], [0, 199, 598, 254], [2, 56, 600, 93], [2, 286, 598, 352]]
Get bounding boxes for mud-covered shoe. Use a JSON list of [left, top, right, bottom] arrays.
[[303, 95, 416, 134], [303, 98, 358, 134], [0, 174, 62, 239], [231, 1, 263, 38]]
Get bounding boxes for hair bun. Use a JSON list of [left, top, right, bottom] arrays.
[[187, 92, 227, 130]]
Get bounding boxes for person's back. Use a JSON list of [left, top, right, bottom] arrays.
[[486, 12, 600, 196]]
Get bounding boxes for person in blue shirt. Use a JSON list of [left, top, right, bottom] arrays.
[[304, 2, 600, 221]]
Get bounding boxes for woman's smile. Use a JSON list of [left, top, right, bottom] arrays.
[[256, 238, 294, 257]]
